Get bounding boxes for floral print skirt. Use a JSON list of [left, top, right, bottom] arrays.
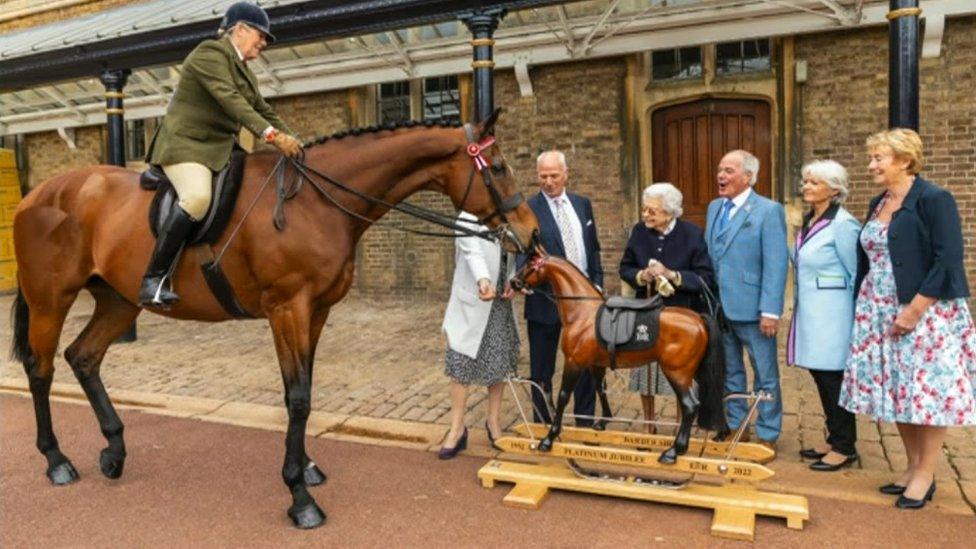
[[839, 219, 976, 425]]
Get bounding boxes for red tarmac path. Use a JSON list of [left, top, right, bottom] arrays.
[[2, 394, 973, 547]]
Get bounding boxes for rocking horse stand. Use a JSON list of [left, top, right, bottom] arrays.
[[477, 378, 809, 541]]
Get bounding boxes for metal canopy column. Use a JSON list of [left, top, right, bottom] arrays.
[[461, 8, 506, 123], [99, 68, 137, 342], [887, 0, 920, 130]]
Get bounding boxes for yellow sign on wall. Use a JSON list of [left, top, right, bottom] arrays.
[[0, 148, 22, 292]]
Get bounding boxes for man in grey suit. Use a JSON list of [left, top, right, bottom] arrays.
[[704, 150, 788, 455]]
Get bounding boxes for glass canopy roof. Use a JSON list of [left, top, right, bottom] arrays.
[[0, 1, 886, 133]]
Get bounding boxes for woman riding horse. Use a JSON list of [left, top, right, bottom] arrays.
[[140, 1, 303, 308], [11, 108, 537, 528]]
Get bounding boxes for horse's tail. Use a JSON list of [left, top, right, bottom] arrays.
[[10, 284, 33, 365], [694, 312, 728, 432]]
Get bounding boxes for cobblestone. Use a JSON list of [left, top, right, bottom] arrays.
[[1, 292, 974, 485]]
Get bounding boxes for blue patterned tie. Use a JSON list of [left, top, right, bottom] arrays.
[[717, 199, 733, 233]]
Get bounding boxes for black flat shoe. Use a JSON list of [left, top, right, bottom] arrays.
[[800, 448, 828, 460], [438, 427, 468, 460], [809, 454, 859, 472], [895, 482, 936, 509], [879, 483, 906, 495]]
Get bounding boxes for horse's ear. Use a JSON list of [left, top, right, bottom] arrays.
[[475, 108, 502, 140]]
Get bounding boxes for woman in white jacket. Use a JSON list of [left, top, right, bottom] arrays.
[[438, 211, 519, 459]]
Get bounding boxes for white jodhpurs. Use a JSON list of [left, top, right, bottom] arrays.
[[162, 162, 212, 221]]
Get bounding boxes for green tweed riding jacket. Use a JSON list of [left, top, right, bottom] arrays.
[[146, 35, 293, 172]]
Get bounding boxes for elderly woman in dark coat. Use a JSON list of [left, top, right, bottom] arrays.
[[619, 182, 715, 431]]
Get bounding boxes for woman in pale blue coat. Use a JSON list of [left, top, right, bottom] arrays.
[[788, 160, 861, 472]]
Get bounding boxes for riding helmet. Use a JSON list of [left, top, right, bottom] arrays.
[[221, 2, 276, 44]]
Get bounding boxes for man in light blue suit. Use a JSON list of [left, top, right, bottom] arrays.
[[704, 150, 788, 453]]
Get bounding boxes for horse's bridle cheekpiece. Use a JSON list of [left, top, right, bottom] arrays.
[[462, 123, 526, 253]]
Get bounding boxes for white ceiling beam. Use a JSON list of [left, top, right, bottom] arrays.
[[577, 0, 622, 56], [40, 86, 86, 121], [385, 31, 416, 73], [555, 6, 577, 51], [251, 55, 285, 91]]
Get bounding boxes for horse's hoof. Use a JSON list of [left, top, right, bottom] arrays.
[[288, 501, 326, 529], [592, 420, 607, 431], [47, 461, 80, 486], [304, 462, 327, 487], [537, 438, 554, 452], [99, 448, 125, 479], [658, 449, 678, 465]]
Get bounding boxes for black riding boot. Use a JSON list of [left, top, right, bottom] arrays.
[[138, 207, 196, 308]]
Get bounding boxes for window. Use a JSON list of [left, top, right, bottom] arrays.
[[422, 75, 460, 122], [651, 47, 702, 81], [378, 81, 411, 125], [125, 119, 147, 162], [716, 39, 771, 76]]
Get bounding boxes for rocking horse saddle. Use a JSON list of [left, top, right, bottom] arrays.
[[141, 148, 247, 247], [596, 295, 664, 368]]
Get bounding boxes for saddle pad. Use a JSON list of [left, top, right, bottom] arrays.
[[146, 149, 247, 246], [595, 305, 662, 352]]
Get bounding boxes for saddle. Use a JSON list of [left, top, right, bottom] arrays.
[[142, 149, 247, 246], [139, 149, 252, 318], [595, 295, 664, 369]]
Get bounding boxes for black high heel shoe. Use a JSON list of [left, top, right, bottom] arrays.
[[799, 448, 828, 460], [438, 427, 468, 460], [895, 482, 936, 509], [879, 483, 906, 495], [485, 422, 504, 452], [809, 453, 859, 472]]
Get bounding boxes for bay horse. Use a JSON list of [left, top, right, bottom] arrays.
[[9, 111, 537, 529], [510, 252, 726, 464]]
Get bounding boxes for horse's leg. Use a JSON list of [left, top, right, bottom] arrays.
[[301, 307, 329, 487], [538, 364, 584, 452], [23, 292, 81, 485], [63, 282, 141, 479], [591, 367, 612, 431], [268, 298, 325, 529], [659, 376, 699, 465]]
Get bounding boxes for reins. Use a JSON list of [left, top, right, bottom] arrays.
[[210, 123, 525, 267]]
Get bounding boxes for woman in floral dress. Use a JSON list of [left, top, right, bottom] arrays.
[[840, 129, 976, 509]]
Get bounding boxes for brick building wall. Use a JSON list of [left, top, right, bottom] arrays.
[[797, 15, 976, 299], [14, 14, 976, 304], [337, 58, 630, 301], [268, 90, 351, 139], [25, 127, 104, 188]]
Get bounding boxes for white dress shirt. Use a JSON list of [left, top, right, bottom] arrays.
[[544, 191, 587, 275], [725, 187, 752, 221]]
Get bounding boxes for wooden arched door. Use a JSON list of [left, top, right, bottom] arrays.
[[651, 98, 772, 227]]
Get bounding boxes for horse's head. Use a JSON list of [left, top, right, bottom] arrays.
[[444, 108, 539, 253], [510, 244, 550, 292]]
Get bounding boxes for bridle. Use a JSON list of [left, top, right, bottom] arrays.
[[272, 124, 531, 251], [456, 123, 528, 253], [510, 253, 605, 302]]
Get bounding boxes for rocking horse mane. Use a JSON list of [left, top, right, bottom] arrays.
[[541, 255, 604, 298]]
